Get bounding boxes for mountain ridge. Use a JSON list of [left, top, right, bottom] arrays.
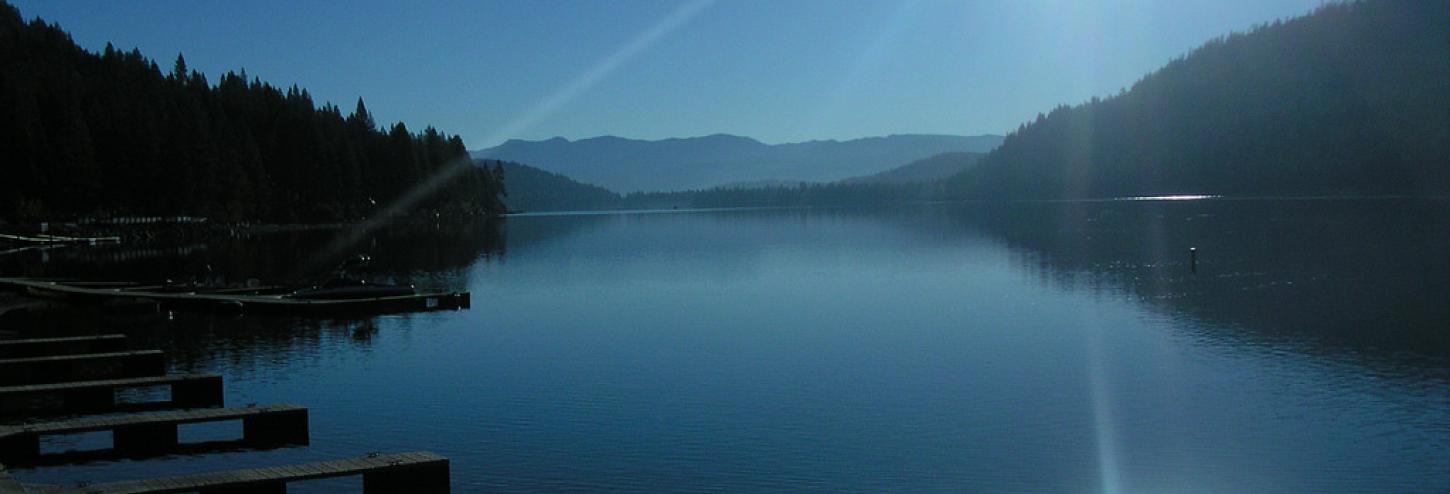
[[474, 133, 1003, 193]]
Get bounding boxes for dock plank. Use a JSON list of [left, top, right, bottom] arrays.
[[0, 350, 165, 386], [0, 335, 127, 358], [0, 405, 308, 464], [0, 373, 223, 416], [1, 404, 304, 436], [0, 373, 216, 395], [0, 277, 469, 316]]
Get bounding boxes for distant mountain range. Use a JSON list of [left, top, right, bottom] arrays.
[[473, 134, 1002, 193]]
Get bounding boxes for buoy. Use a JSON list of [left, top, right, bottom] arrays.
[[1190, 247, 1198, 274]]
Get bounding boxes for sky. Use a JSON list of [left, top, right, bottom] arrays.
[[13, 0, 1324, 148]]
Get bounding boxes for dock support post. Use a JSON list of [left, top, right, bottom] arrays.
[[363, 459, 450, 494], [123, 352, 167, 380], [62, 387, 115, 413], [113, 423, 179, 455], [242, 408, 310, 446], [0, 433, 40, 463], [173, 376, 225, 408]]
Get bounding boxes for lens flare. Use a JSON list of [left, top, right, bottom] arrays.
[[298, 0, 714, 275]]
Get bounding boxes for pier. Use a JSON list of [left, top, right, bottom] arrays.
[[0, 329, 452, 493], [0, 373, 224, 416], [0, 405, 309, 464], [0, 232, 121, 246], [47, 451, 449, 494], [0, 334, 128, 358], [0, 350, 166, 386], [0, 277, 471, 316]]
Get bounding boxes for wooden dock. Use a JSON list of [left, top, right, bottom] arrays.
[[0, 350, 166, 386], [0, 277, 470, 316], [0, 329, 452, 493], [0, 405, 309, 464], [0, 334, 128, 358], [0, 373, 224, 416], [0, 232, 120, 246], [47, 451, 448, 494]]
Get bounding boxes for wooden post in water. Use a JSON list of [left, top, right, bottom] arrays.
[[1190, 247, 1198, 274], [241, 407, 311, 446], [0, 432, 41, 463], [172, 376, 226, 408], [113, 423, 179, 455]]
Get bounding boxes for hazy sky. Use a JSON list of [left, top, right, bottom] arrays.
[[13, 0, 1323, 147]]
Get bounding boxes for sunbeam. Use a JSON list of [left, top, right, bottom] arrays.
[[802, 0, 920, 137], [1086, 315, 1123, 494], [296, 0, 714, 276]]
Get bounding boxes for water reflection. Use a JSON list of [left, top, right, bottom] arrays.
[[6, 202, 1450, 492], [942, 198, 1450, 378], [13, 202, 1446, 384]]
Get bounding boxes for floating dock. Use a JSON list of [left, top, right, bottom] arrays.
[[0, 373, 224, 416], [0, 232, 120, 246], [0, 277, 470, 316], [0, 350, 166, 386], [0, 328, 452, 493], [0, 334, 128, 359], [0, 404, 309, 464], [46, 451, 449, 494]]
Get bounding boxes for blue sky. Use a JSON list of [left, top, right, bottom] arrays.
[[13, 0, 1323, 147]]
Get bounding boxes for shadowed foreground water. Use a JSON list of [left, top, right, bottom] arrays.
[[6, 199, 1450, 493]]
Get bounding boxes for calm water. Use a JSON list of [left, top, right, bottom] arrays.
[[5, 199, 1450, 493]]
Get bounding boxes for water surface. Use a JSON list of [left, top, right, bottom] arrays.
[[6, 199, 1450, 493]]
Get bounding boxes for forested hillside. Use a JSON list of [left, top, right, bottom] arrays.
[[484, 160, 621, 212], [948, 1, 1450, 199], [618, 182, 937, 210], [0, 2, 505, 222], [840, 152, 983, 185]]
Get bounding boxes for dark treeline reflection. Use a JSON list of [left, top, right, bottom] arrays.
[[504, 200, 1450, 380], [0, 219, 504, 289], [944, 198, 1450, 376], [150, 314, 394, 377]]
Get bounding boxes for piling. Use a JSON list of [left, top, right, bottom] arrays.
[[241, 406, 312, 446]]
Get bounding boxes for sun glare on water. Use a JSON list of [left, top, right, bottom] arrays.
[[1116, 195, 1219, 201]]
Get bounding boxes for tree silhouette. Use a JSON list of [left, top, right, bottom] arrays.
[[0, 1, 505, 222], [946, 1, 1450, 200]]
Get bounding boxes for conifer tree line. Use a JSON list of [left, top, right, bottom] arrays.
[[944, 1, 1450, 200], [0, 2, 506, 222]]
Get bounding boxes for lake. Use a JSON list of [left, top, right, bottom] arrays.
[[5, 198, 1450, 493]]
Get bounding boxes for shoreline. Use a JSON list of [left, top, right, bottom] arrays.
[[0, 215, 502, 246]]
